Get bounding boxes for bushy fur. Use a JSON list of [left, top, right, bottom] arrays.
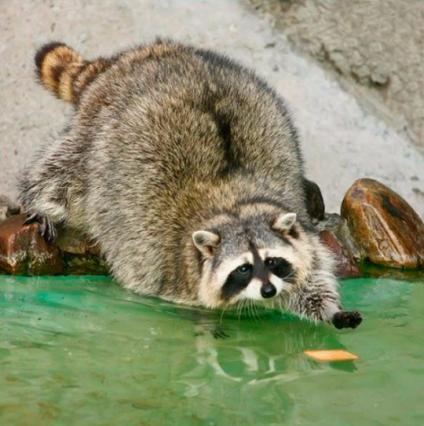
[[19, 40, 361, 327]]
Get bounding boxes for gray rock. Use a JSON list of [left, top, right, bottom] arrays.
[[315, 213, 361, 262]]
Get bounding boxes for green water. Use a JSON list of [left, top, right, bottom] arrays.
[[1, 275, 423, 426]]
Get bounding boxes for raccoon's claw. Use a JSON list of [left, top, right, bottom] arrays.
[[24, 212, 57, 243], [332, 311, 362, 329]]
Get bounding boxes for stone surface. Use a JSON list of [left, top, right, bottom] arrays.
[[315, 212, 362, 277], [56, 227, 101, 256], [1, 0, 424, 218], [319, 229, 360, 278], [56, 227, 107, 274], [0, 214, 63, 275], [316, 213, 361, 262], [249, 0, 424, 149], [0, 214, 107, 275], [341, 178, 424, 269], [63, 253, 108, 275]]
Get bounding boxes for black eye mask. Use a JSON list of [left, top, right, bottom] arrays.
[[221, 256, 294, 300], [221, 263, 253, 300], [265, 257, 293, 280]]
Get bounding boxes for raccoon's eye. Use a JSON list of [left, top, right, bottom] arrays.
[[265, 258, 277, 267], [235, 264, 253, 275], [265, 257, 292, 279]]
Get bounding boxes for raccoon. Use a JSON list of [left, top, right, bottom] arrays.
[[19, 40, 361, 329]]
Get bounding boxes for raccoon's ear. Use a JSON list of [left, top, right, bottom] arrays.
[[192, 230, 220, 258], [272, 213, 297, 232]]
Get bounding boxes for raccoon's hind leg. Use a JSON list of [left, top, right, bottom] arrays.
[[19, 165, 67, 243], [18, 135, 83, 242]]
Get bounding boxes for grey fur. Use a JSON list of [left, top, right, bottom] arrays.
[[19, 40, 361, 327]]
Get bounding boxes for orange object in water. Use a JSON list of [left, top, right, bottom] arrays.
[[304, 349, 358, 362]]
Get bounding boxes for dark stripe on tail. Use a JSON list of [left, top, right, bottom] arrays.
[[35, 42, 111, 104]]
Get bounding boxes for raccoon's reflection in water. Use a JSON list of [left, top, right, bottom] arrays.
[[86, 282, 356, 382], [184, 314, 354, 387]]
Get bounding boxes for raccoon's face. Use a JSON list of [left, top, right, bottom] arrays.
[[192, 211, 314, 308]]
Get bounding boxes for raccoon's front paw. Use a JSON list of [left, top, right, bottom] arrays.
[[24, 212, 57, 243], [332, 311, 362, 329]]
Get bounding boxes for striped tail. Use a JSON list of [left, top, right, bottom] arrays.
[[35, 42, 111, 104]]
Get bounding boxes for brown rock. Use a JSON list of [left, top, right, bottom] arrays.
[[0, 214, 63, 275], [319, 230, 361, 278], [56, 227, 101, 256], [64, 253, 109, 275], [56, 227, 106, 274], [316, 213, 361, 261], [341, 178, 424, 269]]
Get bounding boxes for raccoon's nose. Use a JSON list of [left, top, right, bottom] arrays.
[[261, 283, 277, 299]]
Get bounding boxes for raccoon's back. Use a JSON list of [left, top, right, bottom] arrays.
[[82, 43, 302, 199]]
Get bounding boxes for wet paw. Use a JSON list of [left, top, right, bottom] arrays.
[[332, 311, 362, 329], [24, 212, 57, 243]]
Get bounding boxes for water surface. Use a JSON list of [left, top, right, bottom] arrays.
[[1, 275, 423, 425]]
